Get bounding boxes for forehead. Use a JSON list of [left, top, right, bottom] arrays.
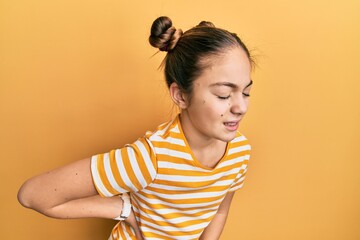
[[195, 47, 252, 88]]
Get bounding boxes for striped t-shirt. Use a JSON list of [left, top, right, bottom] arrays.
[[91, 114, 251, 240]]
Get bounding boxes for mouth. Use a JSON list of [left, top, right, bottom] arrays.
[[223, 121, 239, 131]]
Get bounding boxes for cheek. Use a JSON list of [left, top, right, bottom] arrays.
[[206, 101, 229, 118], [190, 94, 228, 118]]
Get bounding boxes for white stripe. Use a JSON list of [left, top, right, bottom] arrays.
[[129, 225, 135, 235], [114, 149, 138, 192], [158, 161, 204, 171], [156, 166, 243, 182], [141, 217, 210, 232], [216, 155, 249, 169], [126, 147, 147, 188], [231, 174, 246, 188], [121, 222, 131, 239], [230, 181, 244, 191], [150, 135, 186, 146], [132, 195, 218, 215], [153, 120, 173, 136], [133, 192, 223, 208], [170, 124, 180, 133], [143, 238, 164, 240], [140, 226, 190, 240], [140, 227, 202, 240], [232, 135, 247, 143], [154, 147, 193, 160], [228, 144, 251, 155], [134, 140, 157, 178], [148, 179, 234, 191], [238, 175, 246, 183], [136, 205, 217, 224], [103, 153, 127, 194], [141, 188, 227, 200], [90, 155, 112, 197], [110, 229, 118, 240]]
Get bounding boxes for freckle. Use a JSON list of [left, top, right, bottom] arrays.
[[76, 173, 78, 175], [203, 100, 205, 104], [221, 114, 223, 117], [54, 188, 57, 191]]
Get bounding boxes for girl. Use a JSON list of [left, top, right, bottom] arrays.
[[18, 16, 254, 240]]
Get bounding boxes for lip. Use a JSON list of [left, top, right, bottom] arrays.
[[223, 121, 240, 131]]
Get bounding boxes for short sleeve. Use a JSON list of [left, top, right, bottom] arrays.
[[228, 164, 249, 192], [228, 137, 251, 192], [91, 137, 158, 197]]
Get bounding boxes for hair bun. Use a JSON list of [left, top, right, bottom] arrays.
[[197, 21, 216, 28], [149, 16, 183, 52]]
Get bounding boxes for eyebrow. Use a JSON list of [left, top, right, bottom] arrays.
[[210, 79, 253, 89]]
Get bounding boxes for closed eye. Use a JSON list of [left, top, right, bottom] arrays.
[[217, 95, 231, 100], [243, 93, 250, 97]]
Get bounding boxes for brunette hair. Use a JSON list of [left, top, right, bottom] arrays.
[[149, 16, 253, 96]]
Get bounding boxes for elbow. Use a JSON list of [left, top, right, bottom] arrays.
[[18, 180, 33, 208], [18, 179, 40, 209], [18, 178, 59, 218]]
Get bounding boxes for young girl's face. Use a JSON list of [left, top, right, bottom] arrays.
[[182, 47, 252, 143]]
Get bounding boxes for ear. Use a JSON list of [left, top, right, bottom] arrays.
[[169, 82, 188, 109]]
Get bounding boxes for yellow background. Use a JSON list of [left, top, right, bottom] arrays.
[[1, 0, 359, 239]]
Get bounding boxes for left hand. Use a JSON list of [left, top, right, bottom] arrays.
[[125, 209, 143, 240]]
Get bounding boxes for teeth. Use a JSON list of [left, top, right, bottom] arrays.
[[225, 122, 236, 126]]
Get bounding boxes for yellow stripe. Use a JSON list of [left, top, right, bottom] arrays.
[[140, 213, 214, 228], [134, 193, 222, 211], [95, 154, 118, 195], [157, 162, 245, 176], [121, 148, 142, 190], [146, 185, 229, 195], [118, 222, 127, 239], [131, 140, 153, 185], [152, 141, 188, 152], [108, 150, 129, 192], [141, 221, 204, 237], [124, 223, 136, 239], [152, 173, 238, 188], [231, 178, 245, 189], [136, 204, 215, 220], [142, 228, 172, 240]]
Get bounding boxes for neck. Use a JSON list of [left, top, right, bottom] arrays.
[[179, 111, 225, 151], [179, 111, 227, 168]]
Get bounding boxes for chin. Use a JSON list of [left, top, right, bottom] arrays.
[[218, 133, 237, 143]]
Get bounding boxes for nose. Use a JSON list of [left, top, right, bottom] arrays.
[[230, 94, 248, 115]]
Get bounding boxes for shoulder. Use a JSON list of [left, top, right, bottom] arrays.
[[140, 116, 192, 163], [228, 131, 251, 155], [145, 115, 186, 147], [232, 131, 250, 145]]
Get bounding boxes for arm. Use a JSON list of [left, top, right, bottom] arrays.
[[18, 157, 145, 240], [199, 191, 235, 240], [17, 158, 123, 219]]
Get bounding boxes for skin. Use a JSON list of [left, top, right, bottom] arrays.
[[18, 46, 252, 240]]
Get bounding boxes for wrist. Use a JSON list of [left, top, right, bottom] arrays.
[[114, 193, 132, 221]]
